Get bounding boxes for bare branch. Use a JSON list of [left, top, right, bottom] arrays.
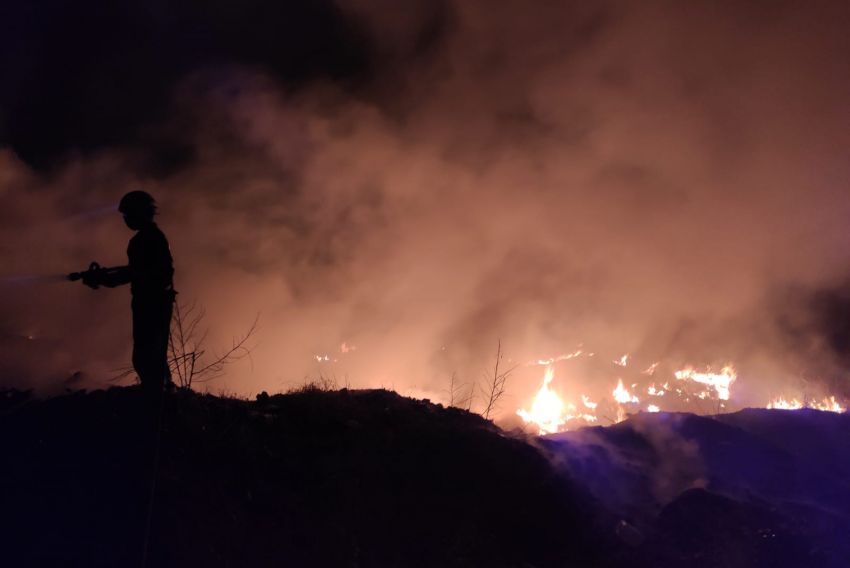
[[465, 382, 476, 412], [482, 340, 516, 420], [447, 371, 463, 407], [167, 301, 259, 389]]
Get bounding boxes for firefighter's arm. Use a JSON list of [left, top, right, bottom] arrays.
[[98, 266, 131, 288]]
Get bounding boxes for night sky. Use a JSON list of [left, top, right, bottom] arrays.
[[1, 1, 849, 413]]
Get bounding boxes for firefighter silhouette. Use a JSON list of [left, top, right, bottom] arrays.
[[69, 191, 175, 392]]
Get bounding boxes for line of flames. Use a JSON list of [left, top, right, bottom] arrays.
[[517, 355, 847, 435], [767, 395, 845, 412]]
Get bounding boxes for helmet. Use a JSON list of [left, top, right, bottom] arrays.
[[119, 190, 157, 217]]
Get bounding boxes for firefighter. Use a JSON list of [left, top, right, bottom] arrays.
[[72, 191, 175, 393]]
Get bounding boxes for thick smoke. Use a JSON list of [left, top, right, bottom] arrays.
[[1, 0, 849, 413]]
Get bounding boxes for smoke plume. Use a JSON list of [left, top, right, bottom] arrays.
[[1, 1, 849, 413]]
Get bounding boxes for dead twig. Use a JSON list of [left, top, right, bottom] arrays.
[[481, 340, 516, 420]]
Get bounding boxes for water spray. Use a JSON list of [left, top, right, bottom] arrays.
[[0, 274, 70, 286], [2, 260, 123, 289], [64, 204, 118, 223]]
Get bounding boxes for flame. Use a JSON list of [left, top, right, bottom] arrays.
[[647, 383, 666, 397], [767, 396, 803, 410], [642, 362, 660, 375], [767, 395, 845, 413], [515, 349, 845, 435], [814, 396, 846, 412], [517, 366, 567, 434], [613, 378, 639, 404], [517, 366, 601, 433], [674, 365, 736, 400], [531, 350, 583, 366], [612, 378, 639, 423]]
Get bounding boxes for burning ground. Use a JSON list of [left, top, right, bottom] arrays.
[[2, 386, 848, 567], [511, 348, 846, 435]]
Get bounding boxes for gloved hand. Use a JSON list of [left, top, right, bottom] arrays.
[[68, 262, 104, 289]]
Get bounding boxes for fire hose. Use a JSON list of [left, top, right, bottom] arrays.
[[67, 262, 124, 289]]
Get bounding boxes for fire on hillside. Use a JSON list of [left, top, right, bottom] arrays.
[[516, 351, 847, 435]]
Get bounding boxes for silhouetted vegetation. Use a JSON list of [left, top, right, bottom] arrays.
[[481, 340, 516, 420], [167, 301, 258, 389]]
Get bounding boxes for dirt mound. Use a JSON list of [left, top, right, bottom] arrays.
[[0, 387, 613, 567]]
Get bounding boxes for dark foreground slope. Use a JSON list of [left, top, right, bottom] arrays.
[[0, 388, 615, 568], [545, 409, 850, 568]]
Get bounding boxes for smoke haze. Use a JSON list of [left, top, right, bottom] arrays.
[[2, 0, 849, 414]]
